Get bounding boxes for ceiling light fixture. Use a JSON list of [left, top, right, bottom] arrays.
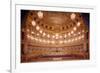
[[47, 34, 50, 38], [27, 34, 30, 38], [68, 33, 71, 36], [77, 22, 81, 27], [32, 20, 36, 26], [64, 34, 67, 38], [37, 11, 43, 19], [55, 34, 59, 37], [39, 30, 43, 34], [36, 26, 40, 30], [78, 32, 81, 35], [71, 31, 74, 34], [43, 32, 46, 36], [71, 13, 76, 20], [31, 31, 34, 34], [55, 36, 59, 39], [73, 27, 77, 31], [52, 35, 55, 39]]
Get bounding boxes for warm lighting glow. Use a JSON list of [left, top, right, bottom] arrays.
[[78, 32, 81, 35], [71, 31, 74, 34], [81, 35, 84, 38], [31, 37, 34, 40], [36, 26, 40, 30], [56, 36, 59, 39], [24, 12, 87, 46], [59, 40, 63, 44], [51, 41, 55, 44], [68, 33, 71, 36], [55, 34, 59, 37], [78, 36, 81, 39], [73, 27, 77, 31], [27, 29, 29, 32], [59, 36, 62, 39], [47, 40, 50, 43], [39, 30, 43, 34], [32, 20, 36, 26], [27, 34, 30, 38], [52, 35, 55, 38], [21, 11, 90, 63], [64, 34, 67, 38], [64, 40, 67, 43], [37, 11, 43, 19], [31, 31, 34, 34], [37, 33, 39, 36], [43, 32, 46, 36], [71, 13, 76, 20], [77, 22, 81, 26], [27, 35, 33, 40], [47, 34, 50, 38]]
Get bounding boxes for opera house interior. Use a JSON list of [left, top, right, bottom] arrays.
[[21, 10, 90, 63]]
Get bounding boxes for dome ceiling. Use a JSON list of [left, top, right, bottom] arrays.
[[21, 10, 89, 47]]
